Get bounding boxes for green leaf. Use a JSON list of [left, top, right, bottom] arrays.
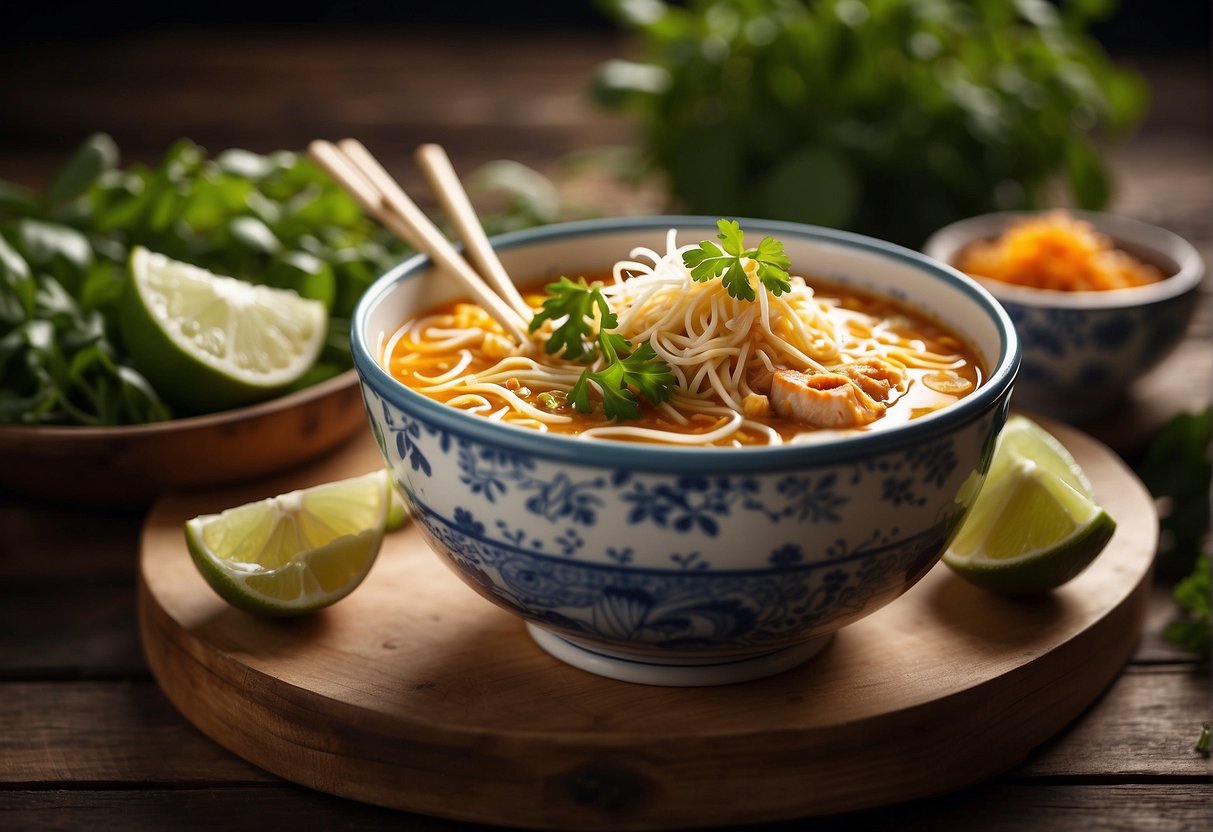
[[528, 276, 612, 360], [567, 332, 674, 420], [115, 364, 171, 423], [616, 340, 676, 406], [45, 133, 119, 207], [682, 219, 791, 299], [1163, 555, 1210, 660], [229, 216, 281, 256], [265, 251, 336, 309], [0, 236, 35, 325], [469, 160, 561, 227], [1136, 408, 1212, 578], [215, 148, 277, 180], [17, 219, 93, 271]]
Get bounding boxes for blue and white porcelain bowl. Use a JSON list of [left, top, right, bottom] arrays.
[[924, 210, 1204, 421], [353, 217, 1019, 686]]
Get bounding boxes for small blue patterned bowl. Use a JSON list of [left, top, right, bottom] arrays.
[[923, 210, 1204, 422], [353, 217, 1019, 686]]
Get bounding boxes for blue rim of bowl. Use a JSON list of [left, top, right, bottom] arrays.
[[921, 209, 1206, 310], [352, 215, 1020, 474]]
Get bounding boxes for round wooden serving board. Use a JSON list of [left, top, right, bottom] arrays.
[[138, 420, 1157, 830]]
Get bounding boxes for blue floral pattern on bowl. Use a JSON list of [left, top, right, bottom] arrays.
[[1004, 293, 1195, 419], [365, 384, 1002, 656]]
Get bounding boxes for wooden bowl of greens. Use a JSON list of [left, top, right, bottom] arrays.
[[0, 372, 365, 506], [0, 136, 408, 505]]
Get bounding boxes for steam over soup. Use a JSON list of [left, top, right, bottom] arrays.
[[382, 222, 984, 447]]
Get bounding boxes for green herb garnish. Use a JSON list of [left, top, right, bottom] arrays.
[[1135, 408, 1211, 661], [1136, 407, 1211, 578], [529, 276, 674, 420], [529, 276, 608, 361], [682, 219, 791, 301], [1164, 554, 1210, 661]]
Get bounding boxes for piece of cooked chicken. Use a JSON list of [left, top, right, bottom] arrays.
[[837, 357, 907, 401], [769, 358, 907, 428]]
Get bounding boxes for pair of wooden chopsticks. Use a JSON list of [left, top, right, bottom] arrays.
[[308, 139, 533, 343]]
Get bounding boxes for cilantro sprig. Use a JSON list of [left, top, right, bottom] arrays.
[[682, 219, 791, 301], [529, 276, 674, 420]]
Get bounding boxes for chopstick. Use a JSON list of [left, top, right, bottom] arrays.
[[414, 143, 533, 322], [307, 139, 532, 344]]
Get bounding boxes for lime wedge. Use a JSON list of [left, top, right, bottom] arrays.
[[943, 417, 1116, 595], [990, 414, 1094, 497], [185, 470, 391, 616], [121, 246, 327, 413], [386, 480, 409, 532]]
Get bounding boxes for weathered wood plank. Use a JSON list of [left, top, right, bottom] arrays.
[[0, 784, 1209, 832], [0, 501, 145, 580], [0, 32, 634, 187], [0, 682, 270, 783], [1023, 665, 1213, 777], [3, 665, 1207, 786], [0, 588, 144, 678]]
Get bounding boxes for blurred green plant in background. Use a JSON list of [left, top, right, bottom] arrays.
[[594, 0, 1146, 246]]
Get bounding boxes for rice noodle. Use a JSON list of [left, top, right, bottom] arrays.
[[381, 229, 981, 446]]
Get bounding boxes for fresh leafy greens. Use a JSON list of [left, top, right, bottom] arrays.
[[1136, 407, 1211, 579], [0, 134, 558, 425], [1134, 408, 1212, 661], [683, 219, 791, 301], [0, 135, 408, 424], [1163, 555, 1210, 662], [594, 0, 1146, 246], [529, 276, 674, 420]]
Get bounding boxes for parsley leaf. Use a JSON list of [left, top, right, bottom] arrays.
[[528, 276, 613, 360], [530, 277, 675, 420], [682, 219, 792, 301], [570, 336, 674, 421]]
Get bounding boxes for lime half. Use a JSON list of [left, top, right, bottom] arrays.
[[185, 470, 391, 616], [121, 246, 327, 413], [944, 416, 1116, 595]]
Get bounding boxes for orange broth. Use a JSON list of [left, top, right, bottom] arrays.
[[387, 274, 985, 445]]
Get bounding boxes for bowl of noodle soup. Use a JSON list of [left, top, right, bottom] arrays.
[[353, 216, 1018, 686]]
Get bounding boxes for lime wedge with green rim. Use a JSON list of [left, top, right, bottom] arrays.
[[943, 418, 1116, 595], [185, 470, 391, 617], [990, 414, 1094, 497], [121, 246, 327, 413]]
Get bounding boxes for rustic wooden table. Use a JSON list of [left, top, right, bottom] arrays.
[[1, 31, 1210, 831]]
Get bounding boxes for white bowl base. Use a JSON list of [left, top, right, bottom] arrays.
[[526, 624, 834, 687]]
